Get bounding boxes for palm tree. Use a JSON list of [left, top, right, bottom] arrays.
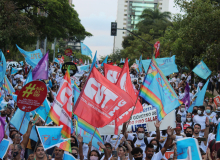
[[136, 8, 172, 38]]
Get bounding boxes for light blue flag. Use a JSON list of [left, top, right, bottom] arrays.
[[25, 70, 33, 85], [10, 109, 38, 141], [193, 61, 211, 79], [54, 58, 59, 64], [101, 55, 108, 67], [177, 138, 201, 160], [89, 51, 97, 73], [128, 59, 130, 62], [74, 82, 80, 105], [120, 58, 123, 63], [141, 55, 178, 76], [78, 65, 90, 72], [139, 57, 181, 121], [0, 139, 10, 159], [188, 79, 209, 113], [16, 45, 43, 68], [36, 126, 68, 150], [139, 55, 143, 73], [19, 61, 24, 66], [216, 123, 220, 142], [81, 43, 92, 57], [0, 50, 6, 84], [12, 94, 17, 102], [11, 67, 21, 75], [35, 99, 52, 125], [136, 59, 139, 65], [63, 153, 76, 160]]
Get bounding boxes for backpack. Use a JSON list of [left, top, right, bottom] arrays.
[[133, 137, 148, 146]]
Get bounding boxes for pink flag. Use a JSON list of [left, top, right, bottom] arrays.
[[0, 117, 6, 142]]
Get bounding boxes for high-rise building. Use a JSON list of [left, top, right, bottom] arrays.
[[114, 0, 170, 51]]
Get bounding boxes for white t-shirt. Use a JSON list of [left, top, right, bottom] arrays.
[[127, 134, 154, 158], [193, 115, 207, 130], [205, 112, 217, 124], [151, 151, 164, 160], [105, 134, 124, 149], [177, 109, 187, 122]]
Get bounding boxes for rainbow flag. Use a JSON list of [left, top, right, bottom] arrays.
[[74, 81, 80, 105], [49, 67, 72, 152], [139, 56, 182, 121], [3, 76, 15, 95], [74, 115, 104, 151]]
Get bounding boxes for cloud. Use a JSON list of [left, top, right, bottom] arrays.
[[72, 0, 117, 58]]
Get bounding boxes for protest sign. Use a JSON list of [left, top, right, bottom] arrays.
[[65, 49, 73, 57], [165, 151, 174, 159], [98, 104, 175, 135], [0, 139, 10, 159], [17, 81, 47, 112], [62, 62, 78, 76], [214, 95, 220, 107]]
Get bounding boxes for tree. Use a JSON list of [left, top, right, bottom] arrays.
[[161, 0, 220, 73], [0, 0, 92, 51], [136, 8, 172, 38]]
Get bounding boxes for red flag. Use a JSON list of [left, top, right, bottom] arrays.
[[73, 67, 135, 128], [114, 58, 143, 134], [154, 41, 160, 58], [104, 63, 122, 84]]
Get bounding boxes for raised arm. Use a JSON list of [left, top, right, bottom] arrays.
[[122, 122, 128, 139], [204, 117, 210, 145], [77, 135, 84, 160], [98, 142, 109, 160], [21, 121, 33, 150], [154, 120, 161, 141], [161, 126, 174, 155]]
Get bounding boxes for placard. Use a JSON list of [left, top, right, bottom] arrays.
[[17, 81, 47, 112], [62, 62, 78, 76], [214, 95, 220, 106], [65, 48, 73, 57], [98, 104, 176, 135]]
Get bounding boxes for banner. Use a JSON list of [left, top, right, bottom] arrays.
[[10, 109, 38, 141], [188, 80, 209, 113], [0, 139, 10, 159], [78, 65, 90, 72], [139, 57, 182, 121], [177, 138, 202, 160], [16, 45, 43, 68], [104, 63, 122, 84], [32, 51, 49, 80], [11, 67, 22, 75], [141, 55, 178, 76], [98, 104, 175, 135], [81, 43, 92, 57], [193, 60, 211, 79], [0, 50, 6, 83], [73, 67, 135, 128], [114, 59, 143, 134]]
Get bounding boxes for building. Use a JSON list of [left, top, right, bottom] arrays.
[[114, 0, 170, 51]]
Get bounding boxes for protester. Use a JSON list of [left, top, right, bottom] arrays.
[[1, 53, 217, 160]]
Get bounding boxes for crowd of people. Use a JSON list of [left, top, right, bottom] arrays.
[[1, 61, 220, 160]]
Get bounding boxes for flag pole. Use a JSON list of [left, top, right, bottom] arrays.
[[91, 127, 97, 141], [34, 115, 49, 153], [18, 112, 26, 132]]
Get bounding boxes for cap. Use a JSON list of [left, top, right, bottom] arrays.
[[183, 124, 190, 130], [52, 72, 56, 74]]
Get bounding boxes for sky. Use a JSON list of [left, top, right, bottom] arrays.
[[72, 0, 181, 59]]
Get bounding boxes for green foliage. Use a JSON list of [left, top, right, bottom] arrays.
[[0, 0, 92, 51], [136, 8, 172, 39], [162, 0, 220, 72]]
